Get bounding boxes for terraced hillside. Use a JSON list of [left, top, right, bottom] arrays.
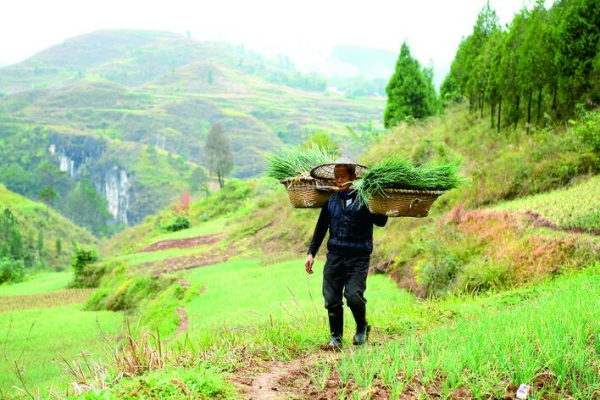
[[0, 30, 384, 227]]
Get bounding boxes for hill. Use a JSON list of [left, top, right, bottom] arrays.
[[0, 30, 385, 229]]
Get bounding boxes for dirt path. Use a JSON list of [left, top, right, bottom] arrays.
[[233, 354, 330, 399]]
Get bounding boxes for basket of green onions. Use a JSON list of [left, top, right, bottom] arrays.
[[265, 147, 337, 208], [352, 157, 462, 217]]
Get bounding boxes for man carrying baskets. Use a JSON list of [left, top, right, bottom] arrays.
[[304, 156, 388, 350]]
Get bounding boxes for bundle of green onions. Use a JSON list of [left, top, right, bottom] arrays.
[[352, 157, 463, 205], [265, 147, 336, 181]]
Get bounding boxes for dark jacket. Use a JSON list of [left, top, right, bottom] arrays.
[[308, 191, 388, 256]]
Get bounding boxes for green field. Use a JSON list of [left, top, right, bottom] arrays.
[[493, 175, 600, 233], [0, 271, 72, 295], [58, 257, 598, 399], [0, 276, 124, 397]]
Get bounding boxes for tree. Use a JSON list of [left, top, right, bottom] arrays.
[[188, 167, 206, 192], [38, 185, 57, 219], [384, 42, 438, 128], [553, 0, 600, 115], [518, 3, 553, 132], [63, 179, 113, 236], [204, 123, 233, 189], [36, 230, 44, 259], [0, 208, 24, 262]]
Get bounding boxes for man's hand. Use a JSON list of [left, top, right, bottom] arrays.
[[305, 253, 314, 274]]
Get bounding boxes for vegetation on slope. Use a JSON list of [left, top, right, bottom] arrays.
[[0, 184, 96, 273]]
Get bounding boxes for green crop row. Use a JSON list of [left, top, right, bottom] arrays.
[[494, 175, 600, 233]]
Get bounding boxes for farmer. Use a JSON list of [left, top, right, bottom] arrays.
[[305, 156, 388, 350]]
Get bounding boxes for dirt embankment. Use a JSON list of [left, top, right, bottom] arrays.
[[133, 234, 242, 275], [138, 234, 221, 253]]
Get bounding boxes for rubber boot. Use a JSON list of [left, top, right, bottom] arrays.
[[351, 306, 370, 345], [322, 309, 343, 351]]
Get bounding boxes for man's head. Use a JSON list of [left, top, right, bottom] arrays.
[[334, 164, 356, 192]]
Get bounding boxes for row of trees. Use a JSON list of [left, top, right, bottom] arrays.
[[0, 208, 57, 283], [441, 0, 599, 132]]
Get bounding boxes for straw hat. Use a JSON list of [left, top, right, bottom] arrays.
[[310, 156, 368, 180]]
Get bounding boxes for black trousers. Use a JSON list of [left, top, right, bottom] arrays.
[[322, 252, 370, 313]]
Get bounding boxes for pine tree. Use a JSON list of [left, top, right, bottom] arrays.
[[384, 42, 438, 128], [553, 0, 600, 114], [204, 123, 233, 188], [39, 185, 57, 220], [0, 208, 23, 261]]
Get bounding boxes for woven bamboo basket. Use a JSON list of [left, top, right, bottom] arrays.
[[281, 176, 336, 208], [368, 188, 445, 217]]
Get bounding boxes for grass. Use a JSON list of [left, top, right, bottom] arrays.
[[265, 146, 337, 181], [182, 255, 416, 334], [328, 266, 600, 399], [352, 156, 464, 205], [0, 271, 72, 295], [81, 366, 237, 399], [74, 257, 599, 399], [0, 304, 124, 396], [0, 269, 125, 397], [0, 289, 94, 312], [493, 175, 600, 233]]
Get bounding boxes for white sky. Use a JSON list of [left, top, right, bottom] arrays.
[[1, 0, 548, 81]]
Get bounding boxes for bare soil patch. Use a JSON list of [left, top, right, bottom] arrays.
[[138, 234, 221, 253]]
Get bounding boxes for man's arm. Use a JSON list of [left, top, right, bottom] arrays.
[[305, 203, 329, 274]]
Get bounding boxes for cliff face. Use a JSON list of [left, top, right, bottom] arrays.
[[48, 134, 131, 224]]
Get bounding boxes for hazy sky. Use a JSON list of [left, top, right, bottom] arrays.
[[1, 0, 548, 80]]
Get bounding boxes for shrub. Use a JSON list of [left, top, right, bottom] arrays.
[[163, 216, 190, 232], [69, 259, 120, 289], [0, 257, 24, 284], [71, 247, 98, 274], [455, 259, 513, 293], [87, 264, 176, 312], [573, 107, 600, 157]]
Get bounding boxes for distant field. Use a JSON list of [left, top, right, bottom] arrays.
[[493, 175, 600, 233]]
